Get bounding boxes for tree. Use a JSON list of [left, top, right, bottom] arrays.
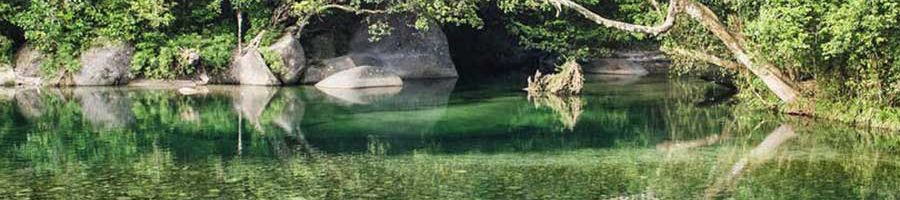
[[541, 0, 801, 103]]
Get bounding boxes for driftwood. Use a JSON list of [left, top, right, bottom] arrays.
[[526, 60, 584, 95], [525, 61, 585, 130]]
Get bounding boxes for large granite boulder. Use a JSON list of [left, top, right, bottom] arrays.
[[230, 48, 281, 85], [74, 42, 134, 86], [266, 33, 307, 85], [305, 32, 339, 60], [315, 65, 403, 89], [300, 15, 457, 84], [14, 44, 47, 86], [348, 15, 457, 79], [583, 58, 649, 76]]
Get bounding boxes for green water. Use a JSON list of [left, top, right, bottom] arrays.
[[0, 75, 897, 199]]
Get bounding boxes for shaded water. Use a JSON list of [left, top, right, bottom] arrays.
[[0, 75, 897, 199]]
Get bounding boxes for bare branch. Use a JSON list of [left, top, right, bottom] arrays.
[[318, 4, 386, 15], [546, 0, 680, 35]]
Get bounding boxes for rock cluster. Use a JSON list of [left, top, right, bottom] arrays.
[[303, 15, 457, 87], [3, 15, 457, 88]]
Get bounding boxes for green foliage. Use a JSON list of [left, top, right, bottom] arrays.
[[132, 31, 236, 79], [0, 35, 11, 64], [501, 0, 660, 60], [260, 48, 285, 75], [656, 0, 900, 110], [5, 0, 176, 74]]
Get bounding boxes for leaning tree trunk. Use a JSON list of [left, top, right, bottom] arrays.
[[682, 2, 799, 103], [547, 0, 801, 103]]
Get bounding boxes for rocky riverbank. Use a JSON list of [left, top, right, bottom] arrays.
[[0, 15, 458, 89]]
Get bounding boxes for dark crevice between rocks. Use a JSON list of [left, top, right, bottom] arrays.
[[0, 20, 26, 51], [443, 5, 545, 86]]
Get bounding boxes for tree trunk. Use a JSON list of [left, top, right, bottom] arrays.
[[682, 2, 799, 103], [547, 0, 801, 103], [237, 9, 243, 55]]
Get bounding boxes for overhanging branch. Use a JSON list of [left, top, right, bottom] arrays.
[[545, 0, 801, 103], [547, 0, 680, 35]]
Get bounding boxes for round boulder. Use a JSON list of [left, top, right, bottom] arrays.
[[74, 42, 134, 86], [231, 48, 281, 86], [349, 15, 458, 79], [266, 33, 307, 85], [14, 44, 46, 86], [315, 66, 402, 89]]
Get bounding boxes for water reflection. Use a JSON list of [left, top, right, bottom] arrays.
[[13, 87, 62, 119], [0, 76, 898, 199], [73, 88, 136, 129], [315, 86, 402, 105], [527, 93, 584, 131]]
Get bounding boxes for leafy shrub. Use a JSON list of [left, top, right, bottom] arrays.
[[260, 48, 285, 76], [0, 35, 11, 64], [132, 31, 236, 79]]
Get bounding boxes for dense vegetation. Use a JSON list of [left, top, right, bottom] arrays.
[[2, 0, 900, 125]]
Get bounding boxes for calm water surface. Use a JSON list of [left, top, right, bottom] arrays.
[[0, 75, 897, 199]]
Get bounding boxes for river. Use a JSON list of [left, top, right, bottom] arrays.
[[0, 74, 897, 199]]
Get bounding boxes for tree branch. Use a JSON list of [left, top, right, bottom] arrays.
[[547, 0, 680, 35], [318, 4, 386, 15], [682, 1, 799, 102], [546, 0, 802, 103]]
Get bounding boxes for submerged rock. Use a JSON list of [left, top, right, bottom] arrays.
[[315, 66, 403, 89], [348, 15, 457, 79], [583, 58, 649, 76], [316, 86, 403, 105], [302, 55, 383, 84], [311, 78, 455, 107], [74, 42, 135, 86], [231, 48, 281, 85], [266, 33, 307, 85], [14, 44, 46, 86], [178, 87, 210, 96], [585, 74, 643, 86]]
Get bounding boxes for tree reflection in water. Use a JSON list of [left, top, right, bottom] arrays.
[[0, 76, 897, 199]]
